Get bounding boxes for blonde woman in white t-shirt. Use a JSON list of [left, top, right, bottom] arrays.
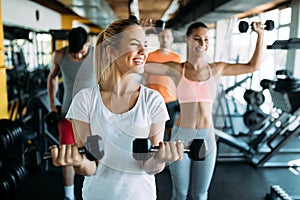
[[49, 19, 184, 200]]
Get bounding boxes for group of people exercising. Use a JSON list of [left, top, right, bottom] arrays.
[[47, 18, 264, 200]]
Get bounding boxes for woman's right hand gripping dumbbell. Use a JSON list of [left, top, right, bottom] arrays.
[[49, 144, 97, 176], [142, 141, 184, 174]]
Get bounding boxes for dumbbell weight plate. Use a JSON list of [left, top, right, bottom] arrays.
[[0, 175, 11, 199], [44, 112, 61, 126], [243, 110, 266, 130], [265, 20, 275, 31], [238, 21, 249, 33], [253, 91, 265, 106]]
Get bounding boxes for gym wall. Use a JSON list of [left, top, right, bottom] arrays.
[[2, 0, 61, 31]]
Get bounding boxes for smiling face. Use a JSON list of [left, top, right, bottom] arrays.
[[185, 27, 209, 58], [111, 25, 148, 75]]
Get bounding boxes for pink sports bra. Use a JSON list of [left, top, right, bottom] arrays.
[[176, 64, 214, 104]]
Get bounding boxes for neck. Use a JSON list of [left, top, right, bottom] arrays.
[[101, 70, 140, 96], [68, 47, 89, 61], [158, 48, 171, 54], [185, 60, 207, 70]]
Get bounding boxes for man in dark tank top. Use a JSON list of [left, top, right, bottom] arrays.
[[47, 27, 95, 200]]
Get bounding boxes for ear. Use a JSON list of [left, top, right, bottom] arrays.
[[106, 45, 111, 54]]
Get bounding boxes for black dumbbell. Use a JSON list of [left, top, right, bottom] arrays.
[[42, 135, 104, 161], [44, 111, 61, 127], [243, 89, 265, 106], [129, 15, 139, 23], [260, 79, 274, 90], [239, 20, 274, 33], [42, 146, 99, 161], [132, 138, 205, 161]]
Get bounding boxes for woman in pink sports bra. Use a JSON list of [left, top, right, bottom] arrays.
[[145, 21, 264, 200]]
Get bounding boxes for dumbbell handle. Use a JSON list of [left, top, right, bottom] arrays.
[[148, 145, 190, 153], [133, 138, 204, 161], [42, 147, 87, 160]]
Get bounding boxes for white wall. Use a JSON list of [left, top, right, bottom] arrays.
[[286, 0, 300, 77], [2, 0, 61, 31]]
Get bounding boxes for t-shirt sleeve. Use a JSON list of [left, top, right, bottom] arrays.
[[148, 90, 170, 124], [66, 89, 90, 123]]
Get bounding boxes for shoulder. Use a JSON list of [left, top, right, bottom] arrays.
[[209, 62, 223, 78], [54, 49, 63, 57], [141, 85, 164, 101], [147, 50, 159, 58], [53, 47, 66, 62], [148, 50, 159, 55], [170, 50, 181, 57], [167, 61, 183, 71], [55, 47, 67, 55], [75, 85, 98, 98]]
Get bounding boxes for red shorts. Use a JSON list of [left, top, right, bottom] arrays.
[[58, 118, 75, 145]]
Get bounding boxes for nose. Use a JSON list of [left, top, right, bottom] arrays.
[[198, 38, 205, 46], [138, 45, 147, 55]]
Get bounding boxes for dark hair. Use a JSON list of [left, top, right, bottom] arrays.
[[186, 22, 208, 36], [68, 27, 88, 53]]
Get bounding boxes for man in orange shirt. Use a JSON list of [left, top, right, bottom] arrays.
[[143, 28, 182, 141]]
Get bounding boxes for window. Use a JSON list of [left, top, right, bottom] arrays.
[[36, 33, 52, 69], [217, 7, 291, 113]]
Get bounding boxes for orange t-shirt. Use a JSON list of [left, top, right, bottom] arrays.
[[146, 50, 182, 103]]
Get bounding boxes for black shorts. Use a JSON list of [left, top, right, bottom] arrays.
[[165, 100, 180, 128]]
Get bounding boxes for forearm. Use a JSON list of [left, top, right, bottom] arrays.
[[248, 32, 264, 69], [73, 155, 97, 176], [143, 156, 166, 175], [47, 76, 58, 109]]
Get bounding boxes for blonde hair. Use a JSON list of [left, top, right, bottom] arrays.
[[94, 19, 140, 85]]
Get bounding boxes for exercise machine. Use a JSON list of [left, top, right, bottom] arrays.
[[22, 90, 61, 171], [213, 74, 252, 135], [216, 70, 300, 167]]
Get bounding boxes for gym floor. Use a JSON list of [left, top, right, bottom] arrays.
[[14, 99, 300, 200], [14, 156, 300, 200]]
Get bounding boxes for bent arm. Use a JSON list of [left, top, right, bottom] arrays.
[[71, 119, 97, 176], [218, 22, 264, 76], [143, 121, 184, 174], [50, 119, 97, 176]]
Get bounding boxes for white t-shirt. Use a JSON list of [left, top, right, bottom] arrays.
[[66, 85, 169, 200]]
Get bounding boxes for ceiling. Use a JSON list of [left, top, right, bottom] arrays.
[[31, 0, 290, 31]]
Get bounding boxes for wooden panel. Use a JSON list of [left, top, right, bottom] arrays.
[[139, 0, 172, 20], [0, 0, 9, 119], [106, 0, 173, 20], [106, 0, 129, 19]]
